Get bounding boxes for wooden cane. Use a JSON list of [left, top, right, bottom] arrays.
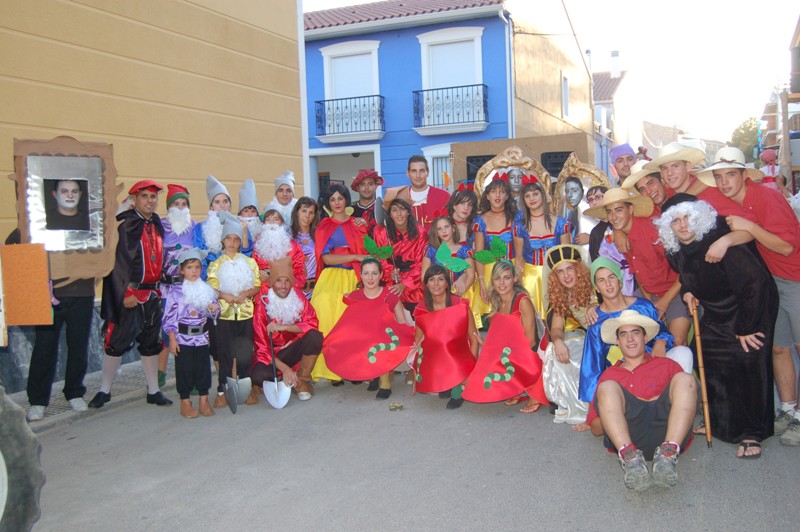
[[691, 299, 713, 448]]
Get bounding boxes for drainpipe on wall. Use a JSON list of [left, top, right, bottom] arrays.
[[499, 9, 515, 139]]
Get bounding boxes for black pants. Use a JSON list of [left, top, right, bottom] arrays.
[[27, 296, 94, 406], [216, 317, 254, 392], [175, 344, 212, 399], [250, 330, 323, 387], [105, 294, 163, 357]]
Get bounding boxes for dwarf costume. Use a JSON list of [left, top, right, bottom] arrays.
[[264, 171, 297, 228], [252, 222, 306, 297], [93, 179, 171, 408], [206, 214, 261, 396], [160, 184, 197, 298], [238, 178, 263, 238], [657, 195, 777, 444], [162, 248, 219, 402], [350, 169, 384, 233], [252, 257, 322, 400]]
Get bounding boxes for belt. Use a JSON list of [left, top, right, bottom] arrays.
[[161, 275, 183, 285], [303, 279, 317, 291], [128, 282, 159, 290], [178, 324, 205, 335]]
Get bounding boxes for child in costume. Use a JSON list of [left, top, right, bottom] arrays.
[[513, 176, 571, 315], [238, 178, 263, 239], [462, 261, 548, 413], [163, 249, 220, 418], [421, 215, 475, 297], [310, 183, 368, 384], [541, 245, 593, 427], [412, 265, 479, 410], [206, 212, 261, 407], [323, 257, 414, 400], [290, 197, 319, 300]]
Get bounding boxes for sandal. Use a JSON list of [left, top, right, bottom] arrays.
[[692, 422, 706, 435], [520, 401, 543, 414], [736, 441, 762, 460], [504, 395, 527, 406]]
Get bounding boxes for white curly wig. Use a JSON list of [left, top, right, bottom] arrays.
[[654, 199, 718, 254]]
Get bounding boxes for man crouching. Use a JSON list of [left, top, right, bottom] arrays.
[[252, 257, 321, 400], [586, 310, 696, 491]]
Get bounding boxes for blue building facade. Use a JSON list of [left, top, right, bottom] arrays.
[[305, 13, 513, 197]]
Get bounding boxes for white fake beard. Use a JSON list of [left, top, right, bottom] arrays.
[[217, 256, 254, 296], [241, 216, 263, 238], [202, 211, 223, 254], [266, 198, 296, 228], [167, 207, 192, 236], [266, 287, 303, 325], [181, 278, 217, 314], [254, 223, 292, 261]]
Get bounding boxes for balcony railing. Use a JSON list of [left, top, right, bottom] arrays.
[[413, 84, 488, 128], [315, 95, 385, 137]]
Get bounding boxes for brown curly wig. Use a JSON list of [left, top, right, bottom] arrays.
[[547, 260, 593, 319]]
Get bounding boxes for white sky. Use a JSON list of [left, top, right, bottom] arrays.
[[302, 0, 800, 142]]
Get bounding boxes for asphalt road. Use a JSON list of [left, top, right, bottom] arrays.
[[33, 379, 798, 531]]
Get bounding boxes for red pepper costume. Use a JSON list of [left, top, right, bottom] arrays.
[[412, 296, 476, 393], [462, 294, 549, 404], [372, 225, 426, 305], [322, 288, 415, 380]]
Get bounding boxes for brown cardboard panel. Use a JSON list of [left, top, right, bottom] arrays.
[[1, 243, 52, 326]]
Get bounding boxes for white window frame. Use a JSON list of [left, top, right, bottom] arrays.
[[417, 27, 484, 90], [421, 143, 452, 188], [414, 27, 487, 136], [320, 40, 381, 100]]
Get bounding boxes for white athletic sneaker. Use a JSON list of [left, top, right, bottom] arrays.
[[27, 405, 45, 421], [69, 397, 89, 412]]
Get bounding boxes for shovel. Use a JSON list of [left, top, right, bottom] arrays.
[[262, 300, 291, 409], [225, 305, 252, 412]]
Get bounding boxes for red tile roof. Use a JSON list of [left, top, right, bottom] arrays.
[[305, 0, 503, 31], [592, 71, 626, 103]]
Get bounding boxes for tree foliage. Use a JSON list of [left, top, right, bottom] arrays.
[[730, 117, 758, 163]]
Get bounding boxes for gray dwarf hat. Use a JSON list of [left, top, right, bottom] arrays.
[[238, 179, 259, 214], [178, 248, 208, 265], [274, 171, 295, 192], [218, 211, 243, 241], [206, 174, 231, 205]]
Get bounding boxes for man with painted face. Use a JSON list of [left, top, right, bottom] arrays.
[[609, 144, 637, 187], [91, 180, 172, 409], [350, 168, 383, 233], [383, 155, 450, 233], [46, 179, 89, 230]]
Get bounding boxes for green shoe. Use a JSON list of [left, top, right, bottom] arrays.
[[158, 370, 166, 388]]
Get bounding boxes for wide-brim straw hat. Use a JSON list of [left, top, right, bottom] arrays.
[[583, 188, 654, 220], [600, 309, 660, 345], [644, 142, 706, 171], [695, 147, 765, 187], [621, 160, 662, 190]]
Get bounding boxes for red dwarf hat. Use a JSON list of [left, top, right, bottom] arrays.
[[128, 179, 163, 196], [166, 184, 190, 207], [351, 169, 384, 191]]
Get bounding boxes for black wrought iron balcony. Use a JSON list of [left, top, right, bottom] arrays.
[[413, 84, 488, 129], [315, 95, 385, 137]]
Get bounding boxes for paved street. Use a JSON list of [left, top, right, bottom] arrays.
[[28, 368, 798, 531]]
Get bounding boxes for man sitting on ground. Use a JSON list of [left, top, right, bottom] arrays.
[[586, 310, 697, 491]]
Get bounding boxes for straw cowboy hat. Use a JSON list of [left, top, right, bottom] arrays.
[[583, 188, 654, 220], [600, 309, 660, 345], [621, 160, 662, 190], [644, 142, 706, 171], [695, 147, 765, 187]]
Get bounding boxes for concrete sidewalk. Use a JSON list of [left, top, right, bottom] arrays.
[[29, 373, 800, 531]]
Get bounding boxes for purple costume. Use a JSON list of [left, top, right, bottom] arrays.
[[160, 217, 197, 298], [294, 231, 316, 299], [162, 284, 219, 347]]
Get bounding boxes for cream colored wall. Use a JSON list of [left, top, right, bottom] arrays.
[[0, 0, 302, 238]]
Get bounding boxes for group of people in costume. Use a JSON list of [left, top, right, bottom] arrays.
[[19, 143, 800, 493]]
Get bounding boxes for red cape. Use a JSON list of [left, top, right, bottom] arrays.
[[323, 295, 415, 380], [314, 217, 367, 280], [413, 298, 476, 393], [462, 313, 548, 404]]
